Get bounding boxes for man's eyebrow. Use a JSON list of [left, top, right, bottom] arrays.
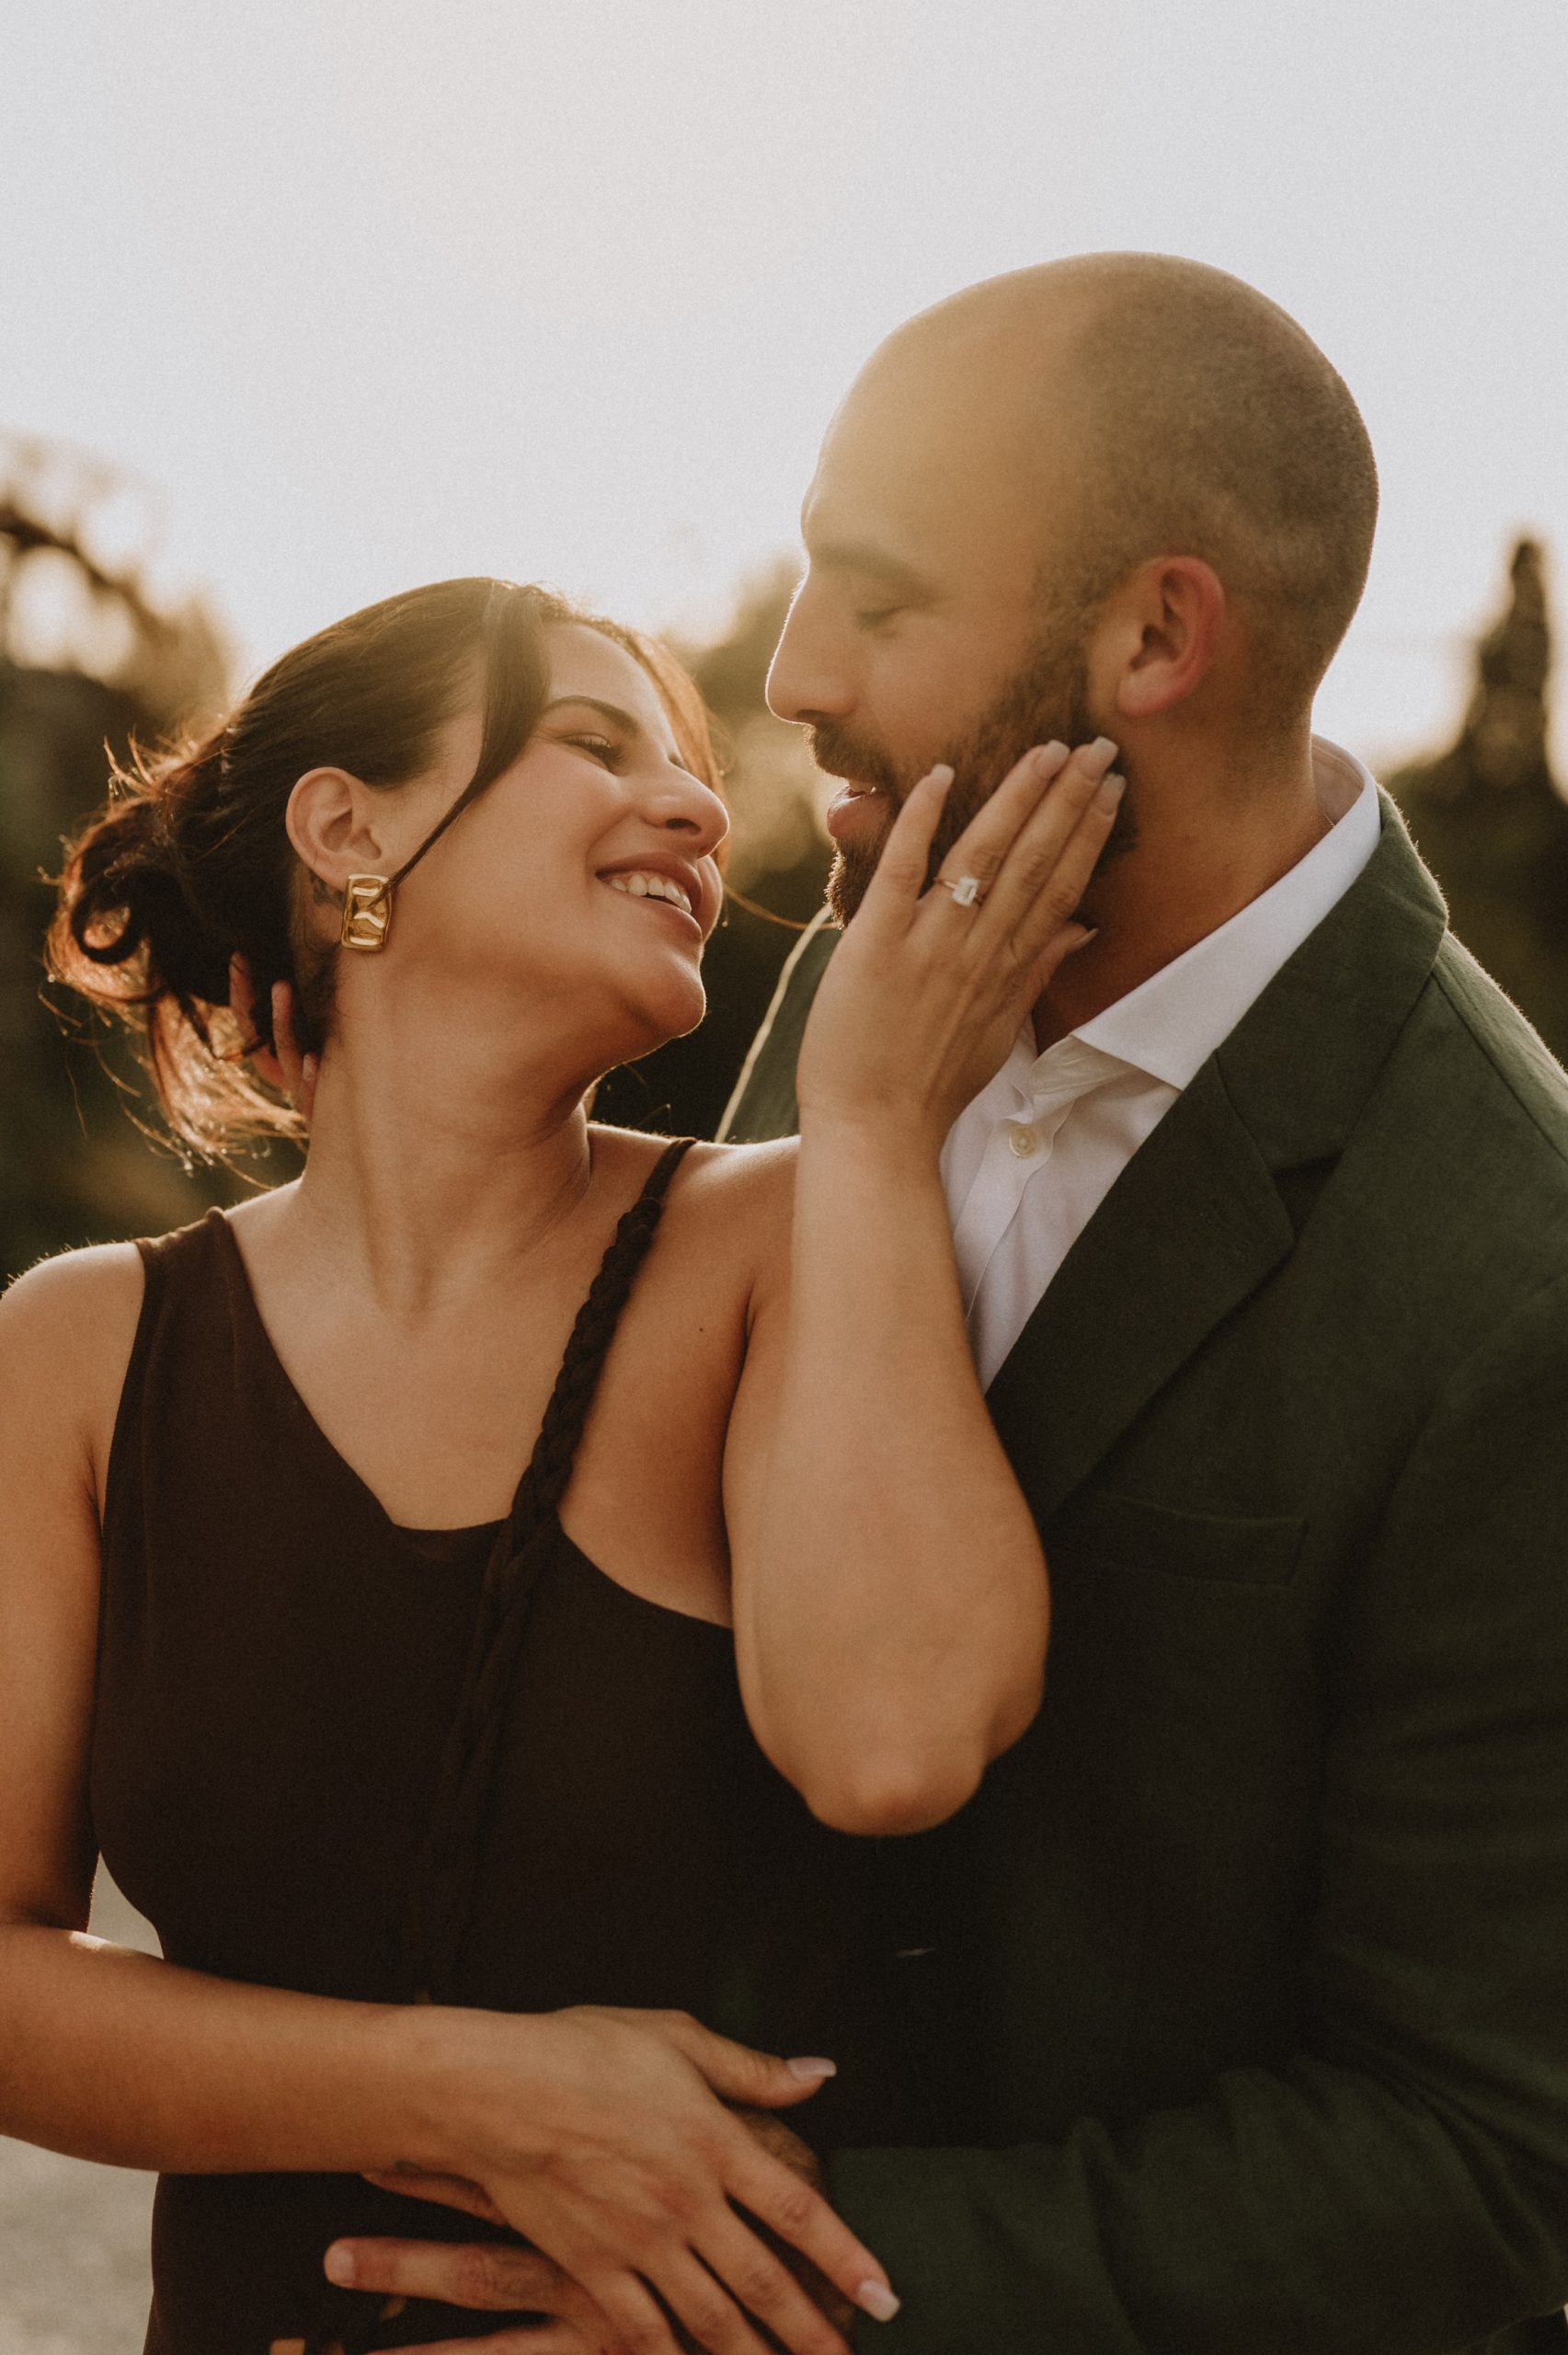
[[807, 540, 931, 593], [540, 695, 643, 731]]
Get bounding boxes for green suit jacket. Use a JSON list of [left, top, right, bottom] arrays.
[[720, 798, 1568, 2353]]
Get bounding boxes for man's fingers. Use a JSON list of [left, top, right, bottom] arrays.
[[370, 2333, 601, 2355], [270, 980, 318, 1116], [326, 2236, 572, 2312], [652, 2246, 801, 2355], [228, 954, 290, 1094], [224, 956, 320, 1116], [577, 2268, 686, 2355], [360, 2166, 509, 2223], [229, 952, 260, 1038], [693, 2209, 855, 2355]]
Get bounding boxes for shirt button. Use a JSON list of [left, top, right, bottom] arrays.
[[1004, 1121, 1038, 1158]]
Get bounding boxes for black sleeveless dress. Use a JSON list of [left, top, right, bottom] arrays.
[[92, 1148, 918, 2354]]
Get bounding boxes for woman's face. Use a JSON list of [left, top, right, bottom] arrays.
[[379, 623, 729, 1070]]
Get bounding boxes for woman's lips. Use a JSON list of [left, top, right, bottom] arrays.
[[825, 783, 892, 845]]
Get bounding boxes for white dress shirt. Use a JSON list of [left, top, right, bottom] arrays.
[[941, 738, 1381, 1389]]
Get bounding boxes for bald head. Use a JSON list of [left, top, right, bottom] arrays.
[[861, 254, 1379, 723]]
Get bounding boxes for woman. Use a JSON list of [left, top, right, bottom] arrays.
[[0, 578, 1120, 2355]]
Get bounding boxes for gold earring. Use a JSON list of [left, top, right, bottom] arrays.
[[340, 874, 393, 953]]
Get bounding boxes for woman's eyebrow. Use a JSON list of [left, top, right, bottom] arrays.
[[540, 694, 641, 732]]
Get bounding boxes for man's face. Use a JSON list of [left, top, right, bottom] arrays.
[[767, 349, 1109, 922]]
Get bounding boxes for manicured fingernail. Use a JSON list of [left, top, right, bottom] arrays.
[[927, 763, 955, 789], [786, 2056, 838, 2080], [856, 2280, 901, 2322], [1094, 771, 1127, 812], [324, 2244, 356, 2285], [1035, 740, 1069, 765], [1082, 736, 1119, 777]]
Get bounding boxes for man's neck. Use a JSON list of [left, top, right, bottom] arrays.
[[1034, 730, 1326, 1050]]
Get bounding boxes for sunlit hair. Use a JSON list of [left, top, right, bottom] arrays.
[[48, 577, 722, 1155]]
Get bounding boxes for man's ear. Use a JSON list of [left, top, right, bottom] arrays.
[[285, 767, 391, 894], [1093, 557, 1226, 724]]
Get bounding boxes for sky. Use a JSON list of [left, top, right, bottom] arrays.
[[5, 0, 1567, 770]]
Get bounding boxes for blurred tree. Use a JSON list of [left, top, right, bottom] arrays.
[[1387, 537, 1568, 1059], [0, 437, 245, 1283]]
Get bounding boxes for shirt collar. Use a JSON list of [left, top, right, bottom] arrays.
[[1058, 736, 1380, 1093]]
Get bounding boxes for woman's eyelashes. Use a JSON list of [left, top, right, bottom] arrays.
[[558, 729, 706, 796], [560, 730, 626, 771]]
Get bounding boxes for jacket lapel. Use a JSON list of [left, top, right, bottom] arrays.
[[985, 1062, 1294, 1527], [985, 794, 1448, 1526]]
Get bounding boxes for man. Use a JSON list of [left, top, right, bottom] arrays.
[[331, 256, 1568, 2349]]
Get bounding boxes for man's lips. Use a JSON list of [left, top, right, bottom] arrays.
[[824, 780, 893, 845]]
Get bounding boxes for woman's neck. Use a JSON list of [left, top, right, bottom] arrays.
[[282, 990, 602, 1316]]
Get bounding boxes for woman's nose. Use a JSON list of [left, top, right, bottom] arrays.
[[647, 764, 730, 858]]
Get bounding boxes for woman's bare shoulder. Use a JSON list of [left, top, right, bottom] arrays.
[[589, 1125, 796, 1212], [589, 1127, 797, 1290], [665, 1135, 797, 1241], [0, 1244, 146, 1456], [673, 1142, 799, 1316], [2, 1239, 145, 1335], [682, 1134, 798, 1190]]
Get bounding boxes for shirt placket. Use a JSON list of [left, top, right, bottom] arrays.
[[951, 1082, 1090, 1320]]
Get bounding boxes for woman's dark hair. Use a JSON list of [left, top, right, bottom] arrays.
[[48, 577, 722, 1155]]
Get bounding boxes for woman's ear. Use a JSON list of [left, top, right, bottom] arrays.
[[1094, 557, 1226, 724], [285, 767, 390, 897]]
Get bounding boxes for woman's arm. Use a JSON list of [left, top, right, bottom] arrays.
[[0, 1256, 892, 2355], [724, 742, 1123, 1835]]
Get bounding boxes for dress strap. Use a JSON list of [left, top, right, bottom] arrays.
[[511, 1134, 696, 1536]]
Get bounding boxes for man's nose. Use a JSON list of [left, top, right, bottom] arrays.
[[765, 585, 853, 725]]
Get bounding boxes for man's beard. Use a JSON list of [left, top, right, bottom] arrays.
[[814, 628, 1129, 927]]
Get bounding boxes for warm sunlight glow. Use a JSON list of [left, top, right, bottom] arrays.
[[6, 0, 1566, 764]]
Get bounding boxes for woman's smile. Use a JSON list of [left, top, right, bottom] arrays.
[[596, 855, 705, 936]]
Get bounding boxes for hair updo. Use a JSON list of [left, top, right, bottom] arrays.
[[49, 577, 720, 1155]]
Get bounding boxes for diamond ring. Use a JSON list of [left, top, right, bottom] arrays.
[[934, 874, 985, 908]]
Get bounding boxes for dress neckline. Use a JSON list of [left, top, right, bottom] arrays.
[[203, 1206, 731, 1634], [207, 1208, 508, 1546]]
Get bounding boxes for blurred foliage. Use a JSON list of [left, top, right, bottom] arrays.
[[1386, 538, 1568, 1057], [4, 437, 1563, 1288], [0, 437, 263, 1286]]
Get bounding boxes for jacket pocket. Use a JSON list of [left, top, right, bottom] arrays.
[[1048, 1485, 1305, 1586]]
